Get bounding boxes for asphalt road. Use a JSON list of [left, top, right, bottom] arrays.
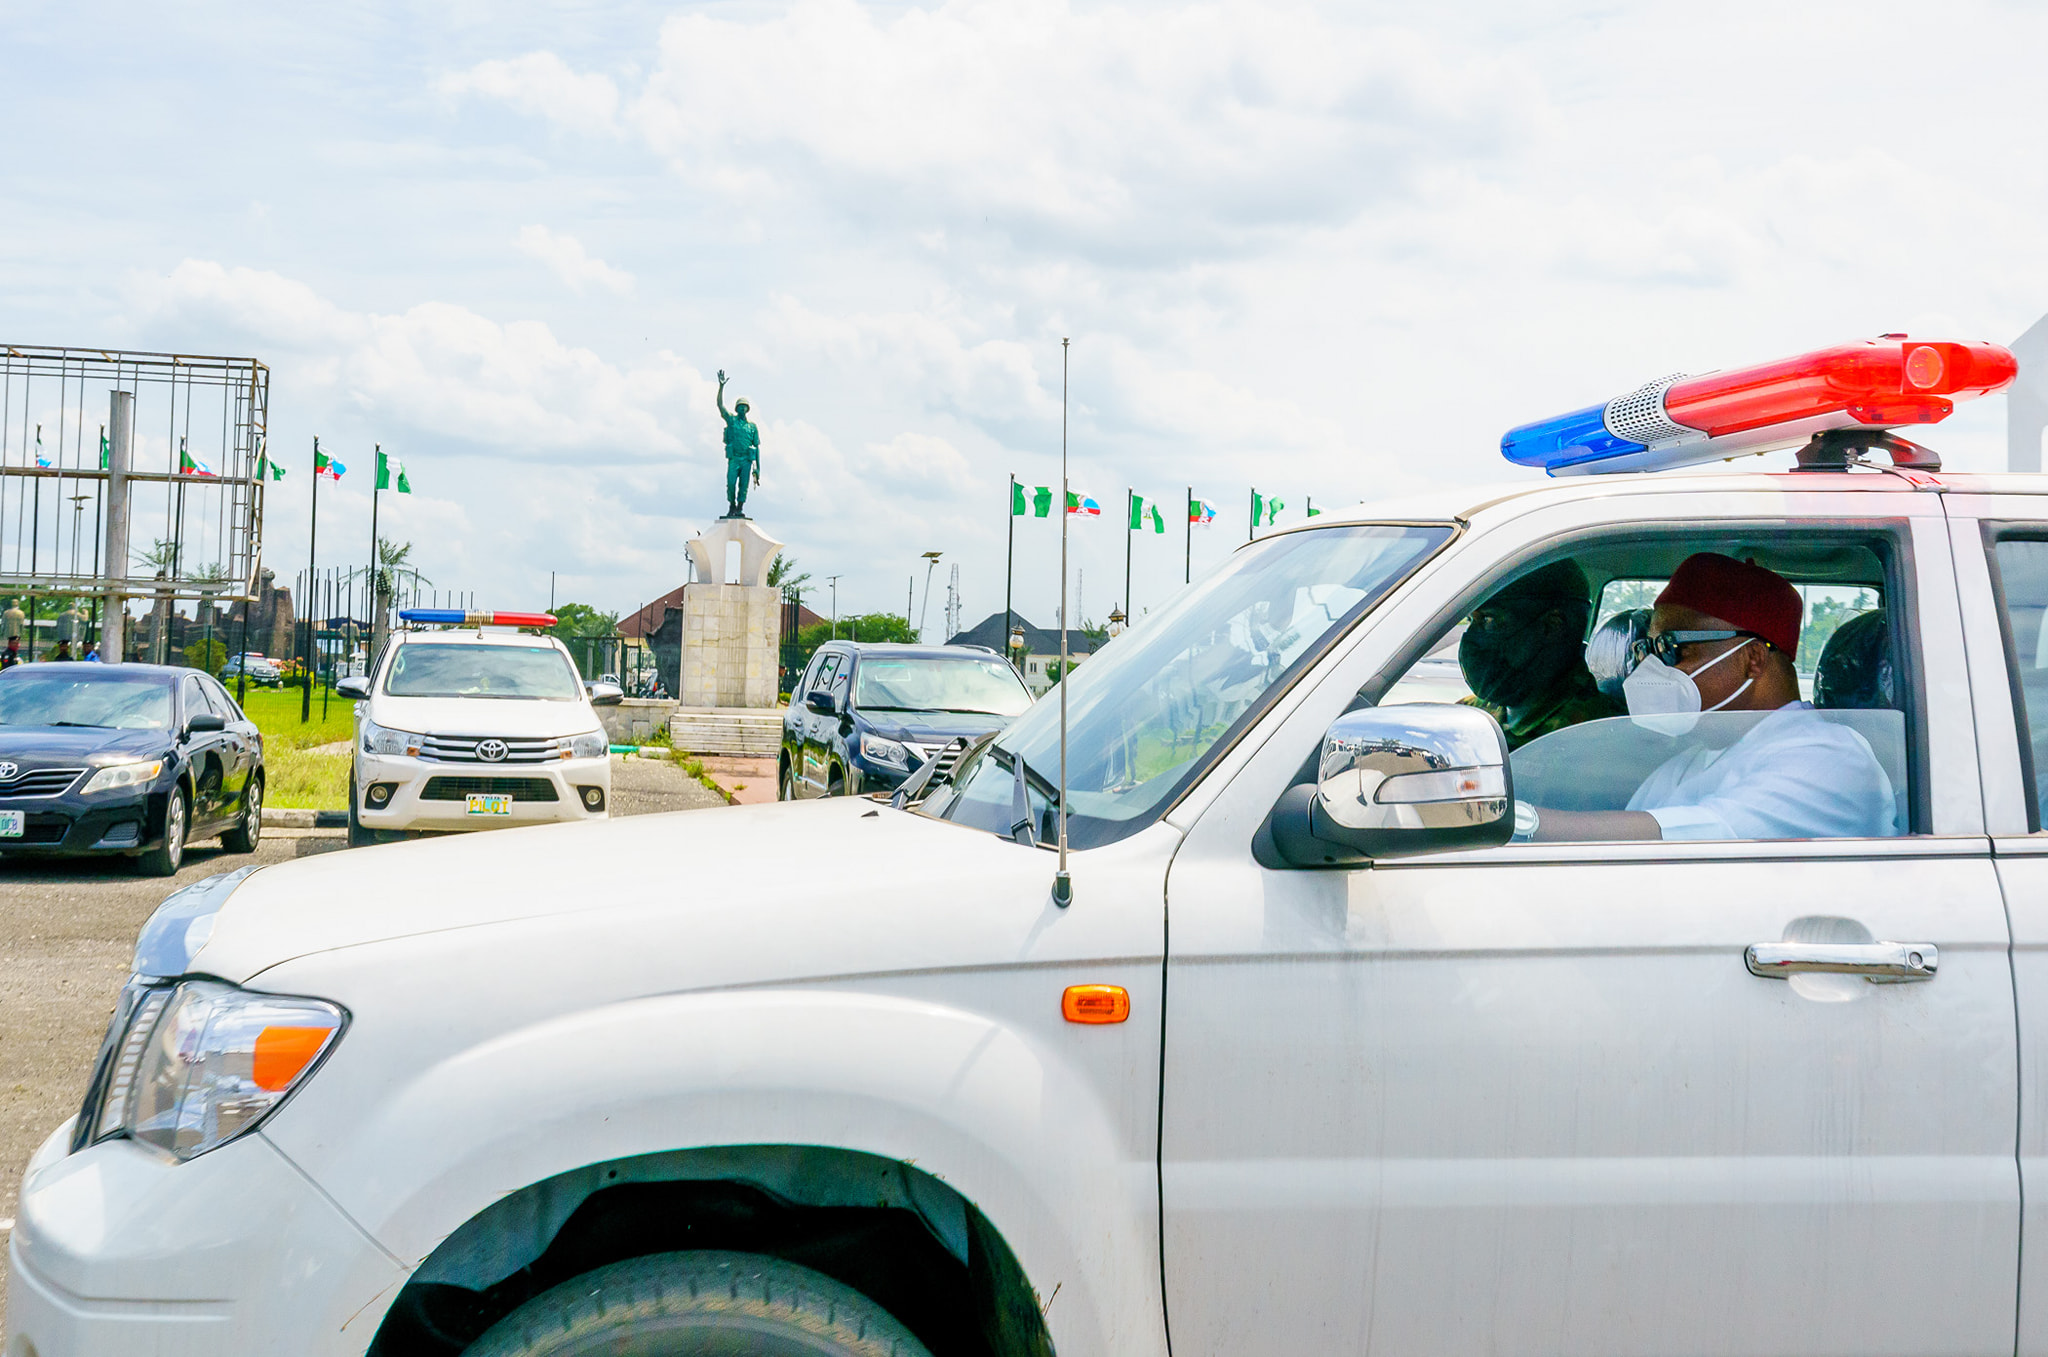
[[0, 753, 726, 1324]]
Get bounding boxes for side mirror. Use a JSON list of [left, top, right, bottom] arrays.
[[1270, 703, 1513, 866], [334, 676, 370, 700], [186, 712, 226, 735], [586, 681, 624, 707], [805, 690, 838, 716]]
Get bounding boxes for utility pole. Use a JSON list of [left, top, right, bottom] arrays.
[[101, 392, 134, 664], [918, 551, 942, 641], [303, 437, 321, 723], [826, 575, 840, 639]]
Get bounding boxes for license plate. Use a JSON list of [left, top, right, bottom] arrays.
[[465, 794, 512, 816], [0, 810, 20, 837]]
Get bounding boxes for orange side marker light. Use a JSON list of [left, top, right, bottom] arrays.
[[252, 1024, 337, 1091], [1062, 985, 1130, 1024]]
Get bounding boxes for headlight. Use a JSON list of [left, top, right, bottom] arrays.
[[360, 718, 422, 757], [570, 729, 609, 759], [76, 979, 344, 1160], [859, 734, 911, 769], [80, 759, 164, 795]]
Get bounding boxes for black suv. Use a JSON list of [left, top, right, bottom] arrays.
[[779, 642, 1032, 799]]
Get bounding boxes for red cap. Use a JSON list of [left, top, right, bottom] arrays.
[[1656, 553, 1802, 655]]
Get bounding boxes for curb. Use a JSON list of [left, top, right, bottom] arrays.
[[263, 809, 348, 829]]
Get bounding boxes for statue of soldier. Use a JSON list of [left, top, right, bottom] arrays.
[[716, 369, 761, 518]]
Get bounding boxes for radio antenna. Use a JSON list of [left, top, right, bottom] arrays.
[[1053, 337, 1073, 908]]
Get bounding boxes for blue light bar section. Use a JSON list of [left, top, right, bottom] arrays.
[[397, 608, 469, 624], [1500, 402, 1645, 471]]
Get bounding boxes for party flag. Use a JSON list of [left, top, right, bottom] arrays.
[[314, 446, 345, 481], [1189, 497, 1217, 524], [1066, 492, 1101, 517]]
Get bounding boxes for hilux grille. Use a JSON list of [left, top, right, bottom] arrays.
[[911, 739, 970, 783], [420, 776, 560, 803], [0, 767, 84, 797], [417, 734, 563, 765]]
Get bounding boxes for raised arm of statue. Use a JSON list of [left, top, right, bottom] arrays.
[[716, 369, 731, 422]]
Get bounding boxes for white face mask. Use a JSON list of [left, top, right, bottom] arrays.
[[1623, 639, 1754, 735]]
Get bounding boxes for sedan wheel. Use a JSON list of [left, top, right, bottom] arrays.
[[136, 785, 187, 877], [223, 776, 262, 854]]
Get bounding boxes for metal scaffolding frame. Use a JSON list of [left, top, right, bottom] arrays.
[[0, 345, 269, 612]]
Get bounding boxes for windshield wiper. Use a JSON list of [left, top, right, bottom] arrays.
[[47, 721, 111, 728]]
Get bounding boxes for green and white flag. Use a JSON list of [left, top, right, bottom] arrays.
[[375, 446, 394, 491], [1032, 485, 1054, 517], [98, 426, 109, 469], [1128, 495, 1167, 533], [1265, 497, 1285, 525], [395, 462, 412, 494], [1011, 481, 1028, 515]]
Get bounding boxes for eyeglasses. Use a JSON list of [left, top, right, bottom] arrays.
[[1628, 629, 1762, 670]]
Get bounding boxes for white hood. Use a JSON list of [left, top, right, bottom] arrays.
[[368, 694, 601, 739]]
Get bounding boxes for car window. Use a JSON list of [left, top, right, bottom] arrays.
[[0, 673, 173, 729], [181, 677, 209, 724], [1375, 530, 1913, 842], [1989, 537, 2048, 830], [923, 523, 1453, 848], [811, 654, 842, 694], [201, 677, 244, 721], [382, 643, 582, 700], [854, 655, 1031, 716]]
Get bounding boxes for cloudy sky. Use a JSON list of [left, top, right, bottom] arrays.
[[4, 0, 2045, 636]]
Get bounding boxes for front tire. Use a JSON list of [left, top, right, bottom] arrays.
[[779, 761, 796, 801], [136, 785, 187, 877], [346, 772, 380, 849], [222, 775, 262, 854], [827, 767, 846, 798], [464, 1251, 933, 1357]]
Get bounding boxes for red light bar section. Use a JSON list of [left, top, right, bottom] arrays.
[[488, 612, 557, 628], [1663, 338, 2017, 439]]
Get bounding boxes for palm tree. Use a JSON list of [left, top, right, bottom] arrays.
[[370, 538, 432, 663]]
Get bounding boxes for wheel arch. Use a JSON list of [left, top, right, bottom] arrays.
[[368, 1144, 1055, 1357]]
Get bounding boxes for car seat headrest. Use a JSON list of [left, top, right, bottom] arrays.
[[1814, 609, 1894, 710], [1585, 608, 1651, 699]]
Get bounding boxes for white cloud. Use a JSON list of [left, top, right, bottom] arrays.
[[439, 52, 620, 136], [139, 260, 688, 461], [462, 0, 1538, 264], [514, 225, 634, 295]]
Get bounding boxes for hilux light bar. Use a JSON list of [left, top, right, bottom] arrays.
[[1502, 335, 2018, 476], [396, 609, 558, 628]]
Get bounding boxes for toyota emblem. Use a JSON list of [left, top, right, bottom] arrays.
[[0, 762, 16, 781], [476, 739, 509, 763]]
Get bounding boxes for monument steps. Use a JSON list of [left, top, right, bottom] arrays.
[[669, 708, 782, 758]]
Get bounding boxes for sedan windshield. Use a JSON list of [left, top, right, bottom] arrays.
[[0, 673, 174, 729], [856, 656, 1032, 716], [383, 644, 581, 700], [922, 523, 1451, 847]]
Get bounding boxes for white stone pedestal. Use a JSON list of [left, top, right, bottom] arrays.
[[679, 518, 784, 709]]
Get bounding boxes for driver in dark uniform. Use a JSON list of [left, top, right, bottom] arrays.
[[1459, 560, 1622, 749]]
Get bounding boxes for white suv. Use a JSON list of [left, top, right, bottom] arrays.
[[334, 627, 617, 845], [21, 339, 2048, 1357]]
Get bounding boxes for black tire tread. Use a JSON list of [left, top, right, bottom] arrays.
[[463, 1251, 932, 1357]]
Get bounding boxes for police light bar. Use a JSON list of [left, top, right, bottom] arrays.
[[397, 609, 557, 628], [1502, 336, 2018, 477]]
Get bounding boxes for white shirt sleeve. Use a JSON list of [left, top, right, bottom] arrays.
[[1646, 803, 1738, 840]]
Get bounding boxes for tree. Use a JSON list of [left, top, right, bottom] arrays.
[[767, 554, 812, 602], [551, 602, 620, 637], [184, 637, 226, 676], [787, 612, 918, 677]]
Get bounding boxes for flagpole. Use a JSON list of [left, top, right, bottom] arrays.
[[303, 437, 319, 724], [1248, 487, 1256, 543], [1004, 473, 1016, 674], [368, 443, 381, 644], [1123, 487, 1133, 628], [1184, 485, 1192, 584], [1055, 338, 1071, 908]]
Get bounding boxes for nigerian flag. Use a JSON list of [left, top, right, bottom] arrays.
[[1011, 481, 1028, 515], [376, 446, 393, 490], [1128, 494, 1167, 533], [98, 426, 109, 470], [395, 463, 412, 494]]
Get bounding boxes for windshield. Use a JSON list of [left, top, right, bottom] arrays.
[[383, 643, 581, 700], [856, 655, 1032, 716], [0, 673, 174, 729], [922, 523, 1451, 847]]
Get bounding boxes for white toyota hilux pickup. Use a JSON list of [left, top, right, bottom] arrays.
[[14, 337, 2048, 1357]]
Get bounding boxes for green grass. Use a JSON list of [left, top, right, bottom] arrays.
[[235, 684, 356, 809]]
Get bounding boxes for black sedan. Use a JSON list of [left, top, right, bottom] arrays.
[[0, 663, 265, 874]]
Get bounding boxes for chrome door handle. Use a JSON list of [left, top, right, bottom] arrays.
[[1745, 941, 1937, 983]]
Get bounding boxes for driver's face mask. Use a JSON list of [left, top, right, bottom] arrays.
[[1623, 638, 1755, 735]]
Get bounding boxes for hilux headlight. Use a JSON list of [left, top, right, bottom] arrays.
[[569, 729, 609, 759], [361, 718, 422, 757], [80, 758, 164, 795], [75, 979, 344, 1160], [859, 734, 911, 770]]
